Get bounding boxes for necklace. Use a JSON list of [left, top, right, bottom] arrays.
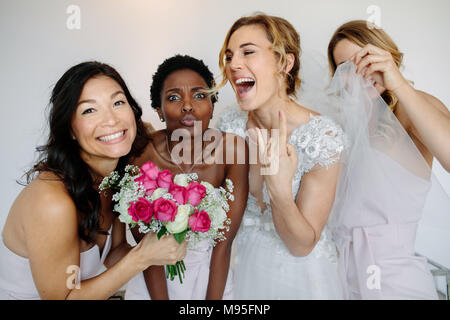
[[164, 131, 204, 174]]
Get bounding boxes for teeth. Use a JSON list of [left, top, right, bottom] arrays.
[[99, 131, 124, 142], [235, 78, 255, 85]]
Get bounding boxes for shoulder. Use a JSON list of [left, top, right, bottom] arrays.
[[415, 90, 450, 115], [24, 172, 78, 233], [221, 130, 247, 147], [292, 114, 346, 169], [293, 114, 345, 146], [215, 105, 248, 138], [397, 89, 449, 134]]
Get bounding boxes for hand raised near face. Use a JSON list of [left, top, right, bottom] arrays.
[[351, 44, 409, 93]]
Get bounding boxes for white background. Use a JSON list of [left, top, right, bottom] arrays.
[[1, 0, 449, 267]]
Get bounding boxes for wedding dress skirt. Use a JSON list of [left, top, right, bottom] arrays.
[[125, 239, 234, 299]]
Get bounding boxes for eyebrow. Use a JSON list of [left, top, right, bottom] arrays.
[[225, 42, 258, 54], [77, 90, 124, 106], [165, 86, 207, 93]]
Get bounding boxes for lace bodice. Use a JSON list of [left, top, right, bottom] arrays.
[[216, 105, 345, 261]]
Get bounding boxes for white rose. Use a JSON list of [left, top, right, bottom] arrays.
[[151, 188, 168, 201], [209, 206, 227, 228], [115, 198, 133, 224], [165, 204, 192, 234], [173, 174, 189, 187], [200, 181, 215, 193]]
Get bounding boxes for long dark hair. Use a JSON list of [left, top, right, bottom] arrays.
[[26, 61, 149, 243]]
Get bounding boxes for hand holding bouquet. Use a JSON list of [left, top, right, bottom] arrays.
[[100, 161, 234, 283]]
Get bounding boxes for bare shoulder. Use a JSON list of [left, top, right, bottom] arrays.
[[22, 172, 77, 232], [221, 130, 246, 146], [4, 171, 78, 257], [292, 103, 321, 127], [220, 130, 248, 158], [218, 130, 248, 173], [416, 90, 450, 114]]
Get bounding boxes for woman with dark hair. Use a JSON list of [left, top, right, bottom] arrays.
[[124, 55, 248, 300], [0, 61, 187, 299]]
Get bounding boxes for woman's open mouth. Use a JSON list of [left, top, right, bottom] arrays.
[[235, 77, 255, 98]]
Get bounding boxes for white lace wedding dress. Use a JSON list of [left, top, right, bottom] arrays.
[[216, 106, 346, 299]]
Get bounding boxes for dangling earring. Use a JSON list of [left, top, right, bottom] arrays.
[[160, 117, 165, 122]]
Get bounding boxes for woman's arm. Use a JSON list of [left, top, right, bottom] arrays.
[[394, 86, 450, 171], [255, 111, 340, 256], [268, 163, 340, 256], [25, 182, 185, 300], [206, 134, 249, 299], [353, 44, 450, 171]]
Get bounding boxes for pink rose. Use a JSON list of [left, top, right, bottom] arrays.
[[153, 198, 178, 222], [134, 174, 158, 196], [188, 210, 211, 232], [140, 161, 159, 180], [185, 182, 206, 206], [169, 184, 187, 205], [128, 197, 153, 223], [134, 161, 160, 196], [157, 169, 174, 189]]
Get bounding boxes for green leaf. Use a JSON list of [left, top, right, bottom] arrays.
[[157, 226, 167, 240], [173, 229, 188, 244]]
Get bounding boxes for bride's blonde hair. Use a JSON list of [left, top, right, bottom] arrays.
[[215, 13, 301, 98], [327, 20, 405, 113]]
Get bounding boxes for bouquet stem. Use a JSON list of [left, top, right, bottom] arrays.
[[166, 260, 186, 284]]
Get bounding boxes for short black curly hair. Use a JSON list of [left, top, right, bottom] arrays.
[[150, 54, 218, 110]]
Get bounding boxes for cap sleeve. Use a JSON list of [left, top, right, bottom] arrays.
[[215, 105, 248, 139], [291, 114, 346, 174]]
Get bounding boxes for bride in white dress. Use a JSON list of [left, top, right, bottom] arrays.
[[215, 13, 345, 299]]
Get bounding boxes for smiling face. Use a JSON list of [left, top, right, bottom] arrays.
[[332, 38, 386, 94], [224, 24, 285, 111], [71, 75, 137, 163], [158, 68, 213, 136]]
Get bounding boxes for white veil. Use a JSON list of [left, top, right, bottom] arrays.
[[298, 52, 450, 269]]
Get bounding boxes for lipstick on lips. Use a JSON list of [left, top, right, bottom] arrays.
[[180, 114, 197, 127]]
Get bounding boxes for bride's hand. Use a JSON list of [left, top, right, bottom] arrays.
[[250, 111, 298, 198], [351, 44, 409, 92]]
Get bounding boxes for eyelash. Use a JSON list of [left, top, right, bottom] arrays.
[[194, 93, 206, 99], [225, 50, 255, 62], [81, 100, 125, 115], [168, 95, 180, 101], [81, 108, 95, 115]]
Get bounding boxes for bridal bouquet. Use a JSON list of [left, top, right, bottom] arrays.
[[99, 161, 233, 283]]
